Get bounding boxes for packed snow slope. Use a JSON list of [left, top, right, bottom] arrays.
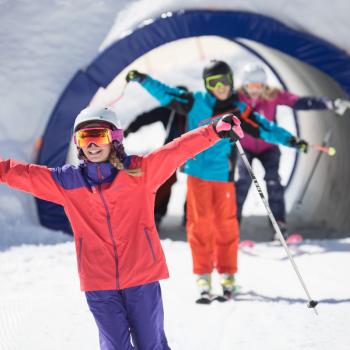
[[0, 236, 350, 350]]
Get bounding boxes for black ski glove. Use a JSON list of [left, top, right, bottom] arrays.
[[126, 70, 147, 83], [288, 136, 308, 153], [212, 113, 244, 141]]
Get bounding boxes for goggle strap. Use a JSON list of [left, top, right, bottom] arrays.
[[110, 129, 123, 143]]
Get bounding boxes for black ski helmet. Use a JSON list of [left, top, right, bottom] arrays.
[[202, 60, 234, 90]]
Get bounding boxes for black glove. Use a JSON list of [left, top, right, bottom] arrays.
[[212, 113, 244, 141], [126, 70, 146, 83], [289, 136, 308, 153]]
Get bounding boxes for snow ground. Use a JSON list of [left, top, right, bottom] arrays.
[[0, 236, 349, 350]]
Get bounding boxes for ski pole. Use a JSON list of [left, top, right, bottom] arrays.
[[107, 81, 128, 107], [298, 129, 333, 205], [164, 110, 176, 142], [235, 140, 318, 314], [311, 144, 336, 156]]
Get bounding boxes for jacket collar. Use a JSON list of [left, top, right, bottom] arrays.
[[81, 162, 117, 185]]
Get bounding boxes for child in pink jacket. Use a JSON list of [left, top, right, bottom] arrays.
[[236, 63, 347, 239]]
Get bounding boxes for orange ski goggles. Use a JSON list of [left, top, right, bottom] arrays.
[[74, 127, 123, 148]]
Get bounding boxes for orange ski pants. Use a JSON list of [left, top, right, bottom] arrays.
[[186, 175, 240, 275]]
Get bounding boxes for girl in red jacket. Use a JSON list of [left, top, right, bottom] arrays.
[[0, 106, 243, 350]]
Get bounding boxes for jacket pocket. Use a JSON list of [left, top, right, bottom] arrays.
[[143, 228, 156, 263], [77, 237, 84, 273]]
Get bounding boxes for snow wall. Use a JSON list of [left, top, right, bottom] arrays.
[[36, 10, 350, 237]]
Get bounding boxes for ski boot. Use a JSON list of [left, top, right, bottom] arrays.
[[273, 221, 289, 242], [217, 273, 235, 302], [195, 274, 212, 304]]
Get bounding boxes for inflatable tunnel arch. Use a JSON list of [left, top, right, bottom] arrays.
[[37, 9, 350, 235]]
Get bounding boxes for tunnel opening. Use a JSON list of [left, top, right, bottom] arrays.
[[37, 10, 350, 237]]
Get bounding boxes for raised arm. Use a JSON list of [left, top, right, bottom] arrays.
[[254, 112, 308, 152], [126, 70, 194, 115], [0, 158, 64, 204], [277, 90, 350, 116], [141, 114, 243, 190], [276, 90, 330, 110], [237, 101, 308, 152]]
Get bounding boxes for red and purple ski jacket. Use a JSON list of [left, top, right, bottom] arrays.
[[0, 125, 219, 291], [238, 90, 330, 154]]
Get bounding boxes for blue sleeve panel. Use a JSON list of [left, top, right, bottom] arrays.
[[234, 101, 293, 146], [254, 112, 293, 147], [293, 96, 330, 110], [141, 76, 190, 107]]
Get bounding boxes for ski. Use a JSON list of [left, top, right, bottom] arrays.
[[241, 234, 304, 249], [214, 290, 234, 302], [195, 286, 241, 304], [286, 233, 304, 245], [195, 292, 216, 304], [215, 285, 241, 302], [239, 239, 256, 248], [273, 233, 304, 246]]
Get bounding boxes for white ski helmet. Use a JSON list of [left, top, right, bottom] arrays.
[[242, 63, 267, 86], [74, 106, 122, 131]]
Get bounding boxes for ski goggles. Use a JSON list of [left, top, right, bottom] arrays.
[[205, 74, 232, 91], [244, 82, 265, 90], [74, 127, 123, 148]]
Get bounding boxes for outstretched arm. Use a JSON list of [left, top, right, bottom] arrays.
[[0, 159, 64, 204], [126, 70, 194, 115], [278, 91, 350, 115], [293, 96, 331, 110], [142, 114, 243, 190], [253, 112, 308, 152]]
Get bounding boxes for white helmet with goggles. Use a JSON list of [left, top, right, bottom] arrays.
[[73, 106, 123, 147], [74, 106, 122, 131]]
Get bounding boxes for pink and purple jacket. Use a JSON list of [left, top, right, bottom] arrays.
[[0, 125, 219, 291], [238, 90, 329, 154]]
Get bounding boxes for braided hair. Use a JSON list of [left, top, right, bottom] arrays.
[[109, 141, 142, 176]]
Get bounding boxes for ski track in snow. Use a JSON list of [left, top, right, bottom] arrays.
[[1, 238, 349, 349]]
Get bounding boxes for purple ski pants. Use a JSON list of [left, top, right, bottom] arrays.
[[85, 281, 170, 350]]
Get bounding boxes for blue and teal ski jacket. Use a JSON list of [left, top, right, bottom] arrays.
[[139, 75, 294, 182]]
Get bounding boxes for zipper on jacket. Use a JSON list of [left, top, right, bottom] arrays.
[[97, 165, 120, 289], [78, 237, 83, 272], [144, 227, 156, 262]]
